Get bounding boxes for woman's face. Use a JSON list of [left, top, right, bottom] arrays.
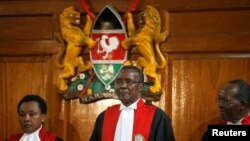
[[18, 101, 45, 133]]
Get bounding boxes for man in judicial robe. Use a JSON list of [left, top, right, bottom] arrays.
[[90, 65, 175, 141], [201, 79, 250, 141], [6, 94, 63, 141]]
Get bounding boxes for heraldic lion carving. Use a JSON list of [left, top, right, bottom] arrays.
[[56, 6, 95, 91], [122, 5, 169, 94]]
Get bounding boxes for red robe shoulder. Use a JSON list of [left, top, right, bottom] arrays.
[[6, 127, 62, 141]]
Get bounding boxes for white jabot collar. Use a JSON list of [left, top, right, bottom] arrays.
[[227, 113, 250, 125], [227, 120, 242, 125], [119, 98, 140, 111], [19, 125, 42, 141], [114, 98, 140, 141]]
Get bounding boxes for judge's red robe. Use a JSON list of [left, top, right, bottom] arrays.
[[6, 127, 63, 141], [90, 99, 175, 141]]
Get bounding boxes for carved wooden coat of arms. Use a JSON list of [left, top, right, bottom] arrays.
[[56, 1, 169, 104]]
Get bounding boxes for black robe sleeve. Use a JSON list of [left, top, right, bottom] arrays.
[[89, 111, 105, 141], [149, 108, 176, 141]]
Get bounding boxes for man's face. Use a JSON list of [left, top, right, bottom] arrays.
[[217, 83, 244, 123], [18, 101, 45, 133], [115, 69, 142, 106]]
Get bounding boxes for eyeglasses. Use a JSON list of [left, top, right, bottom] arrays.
[[114, 78, 142, 88], [217, 98, 241, 106]]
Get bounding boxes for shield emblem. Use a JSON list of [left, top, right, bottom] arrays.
[[90, 5, 127, 88]]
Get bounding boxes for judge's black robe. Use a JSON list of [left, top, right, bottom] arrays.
[[90, 99, 175, 141]]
